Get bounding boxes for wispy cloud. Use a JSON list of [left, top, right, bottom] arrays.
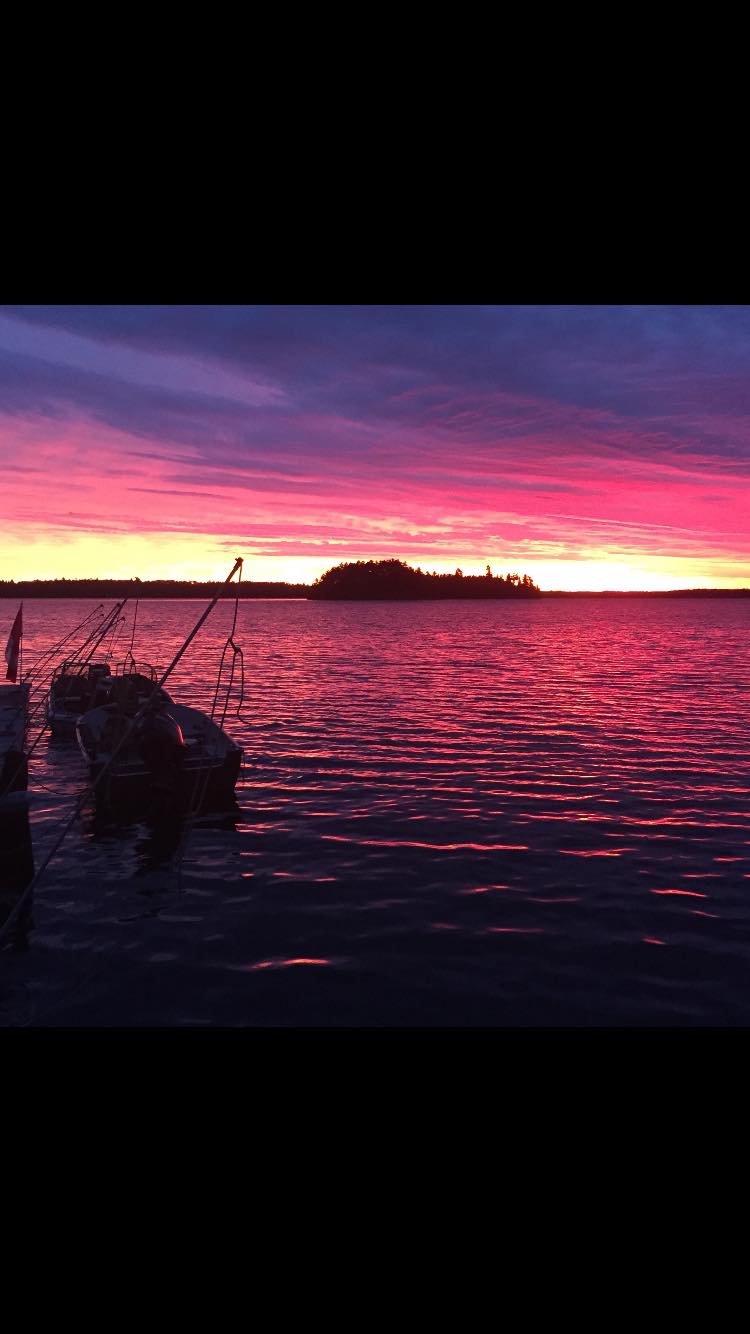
[[1, 305, 749, 586]]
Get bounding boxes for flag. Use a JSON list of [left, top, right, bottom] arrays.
[[4, 604, 22, 682]]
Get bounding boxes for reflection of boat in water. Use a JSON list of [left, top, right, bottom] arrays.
[[76, 698, 242, 811], [46, 659, 173, 736]]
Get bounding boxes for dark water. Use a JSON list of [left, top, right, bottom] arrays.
[[1, 595, 749, 1026]]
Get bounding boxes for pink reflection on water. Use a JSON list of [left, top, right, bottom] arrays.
[[485, 926, 545, 935], [321, 835, 529, 851], [650, 888, 708, 898], [528, 895, 582, 904], [642, 937, 666, 946], [520, 812, 612, 822], [460, 884, 511, 895], [246, 957, 334, 971], [559, 848, 635, 857]]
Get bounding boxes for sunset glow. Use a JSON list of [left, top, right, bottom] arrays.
[[2, 305, 749, 590]]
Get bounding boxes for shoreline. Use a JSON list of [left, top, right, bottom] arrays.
[[2, 588, 749, 600]]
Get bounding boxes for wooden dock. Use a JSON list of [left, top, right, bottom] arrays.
[[0, 683, 30, 801]]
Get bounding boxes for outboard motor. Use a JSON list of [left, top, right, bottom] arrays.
[[137, 710, 185, 791], [110, 676, 140, 715]]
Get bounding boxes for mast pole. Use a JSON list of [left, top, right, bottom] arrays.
[[153, 558, 243, 694]]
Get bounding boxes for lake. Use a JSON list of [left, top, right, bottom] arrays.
[[1, 595, 749, 1026]]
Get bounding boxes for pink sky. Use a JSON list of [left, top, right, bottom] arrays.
[[1, 305, 749, 590]]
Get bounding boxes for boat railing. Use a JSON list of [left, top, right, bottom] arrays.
[[51, 659, 112, 685], [112, 658, 159, 683]]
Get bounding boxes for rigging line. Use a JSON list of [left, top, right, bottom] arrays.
[[0, 558, 243, 949], [0, 600, 130, 801], [29, 597, 124, 708], [82, 599, 129, 661], [218, 650, 238, 730], [23, 604, 105, 683], [152, 558, 243, 699], [104, 615, 126, 662], [210, 641, 232, 722], [129, 599, 139, 656], [37, 598, 119, 670], [229, 564, 247, 721], [234, 646, 255, 725], [26, 602, 122, 724], [1, 594, 129, 789], [24, 608, 110, 706], [210, 558, 243, 723], [176, 562, 244, 892], [25, 606, 113, 707]]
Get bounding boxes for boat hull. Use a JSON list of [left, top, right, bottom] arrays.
[[87, 746, 242, 812]]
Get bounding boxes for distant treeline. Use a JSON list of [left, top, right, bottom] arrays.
[[0, 579, 307, 599], [542, 588, 750, 597], [309, 559, 541, 599], [2, 573, 748, 601]]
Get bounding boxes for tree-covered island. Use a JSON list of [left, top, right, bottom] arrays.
[[308, 559, 541, 599]]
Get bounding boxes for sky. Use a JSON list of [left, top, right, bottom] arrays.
[[1, 304, 749, 591]]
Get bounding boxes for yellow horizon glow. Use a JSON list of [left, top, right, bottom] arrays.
[[1, 535, 749, 592]]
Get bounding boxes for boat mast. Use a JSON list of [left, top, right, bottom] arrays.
[[153, 557, 243, 694]]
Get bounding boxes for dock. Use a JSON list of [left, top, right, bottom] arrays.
[[0, 683, 30, 802]]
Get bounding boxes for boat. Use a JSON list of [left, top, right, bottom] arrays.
[[46, 658, 173, 736], [46, 660, 114, 734], [76, 696, 242, 811]]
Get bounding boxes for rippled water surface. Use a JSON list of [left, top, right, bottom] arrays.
[[2, 595, 750, 1026]]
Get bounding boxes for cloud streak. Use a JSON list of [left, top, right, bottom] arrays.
[[1, 305, 749, 588]]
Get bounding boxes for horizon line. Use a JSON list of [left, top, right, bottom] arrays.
[[2, 576, 750, 598]]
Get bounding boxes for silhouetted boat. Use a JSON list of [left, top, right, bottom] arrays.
[[76, 697, 242, 810], [46, 660, 173, 735], [46, 660, 114, 734]]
